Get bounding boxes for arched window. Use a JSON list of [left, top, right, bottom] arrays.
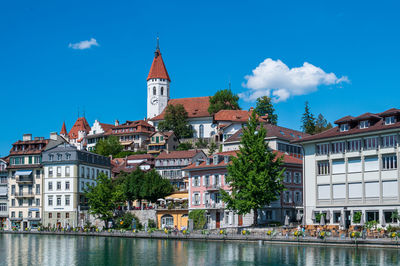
[[161, 87, 164, 95], [199, 124, 204, 138], [161, 214, 174, 229], [153, 87, 156, 95]]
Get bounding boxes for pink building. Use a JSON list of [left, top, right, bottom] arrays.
[[185, 151, 303, 229]]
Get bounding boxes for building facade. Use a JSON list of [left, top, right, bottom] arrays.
[[86, 120, 113, 151], [155, 150, 207, 191], [298, 109, 400, 228], [147, 131, 179, 155], [7, 133, 64, 230], [0, 158, 8, 228], [185, 151, 303, 229], [41, 144, 111, 228]]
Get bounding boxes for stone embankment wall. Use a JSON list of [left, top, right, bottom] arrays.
[[128, 210, 157, 226]]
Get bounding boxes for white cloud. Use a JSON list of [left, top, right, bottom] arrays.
[[240, 58, 349, 102], [68, 38, 99, 50]]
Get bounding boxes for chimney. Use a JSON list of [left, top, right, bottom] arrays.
[[249, 107, 254, 112], [23, 134, 32, 141], [50, 132, 58, 141], [115, 120, 119, 126]]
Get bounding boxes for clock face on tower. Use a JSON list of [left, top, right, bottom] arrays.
[[151, 97, 159, 105]]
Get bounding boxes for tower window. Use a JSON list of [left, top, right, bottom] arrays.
[[161, 87, 164, 96], [153, 87, 156, 95]]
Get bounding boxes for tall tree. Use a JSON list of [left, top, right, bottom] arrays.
[[94, 135, 123, 157], [85, 173, 124, 228], [314, 113, 333, 134], [301, 101, 316, 135], [158, 104, 194, 139], [121, 169, 146, 209], [208, 89, 240, 115], [254, 96, 278, 125], [221, 111, 285, 226], [142, 170, 174, 203]]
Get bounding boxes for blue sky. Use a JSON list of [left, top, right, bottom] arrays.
[[1, 0, 399, 156]]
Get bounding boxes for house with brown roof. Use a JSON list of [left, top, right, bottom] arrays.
[[87, 120, 114, 152], [147, 131, 179, 155], [184, 150, 303, 229], [60, 117, 91, 150], [155, 150, 207, 191], [223, 123, 307, 158], [297, 108, 400, 228], [106, 120, 155, 152]]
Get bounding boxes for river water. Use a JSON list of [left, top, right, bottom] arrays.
[[0, 234, 399, 265]]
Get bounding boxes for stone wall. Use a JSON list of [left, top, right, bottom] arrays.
[[128, 210, 157, 226]]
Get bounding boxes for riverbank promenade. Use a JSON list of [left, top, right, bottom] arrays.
[[3, 229, 400, 249]]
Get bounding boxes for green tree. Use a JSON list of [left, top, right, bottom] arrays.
[[94, 135, 123, 157], [121, 169, 146, 209], [314, 113, 333, 134], [208, 141, 217, 156], [85, 173, 124, 228], [188, 210, 207, 230], [254, 96, 278, 125], [301, 101, 316, 135], [143, 170, 174, 203], [208, 89, 240, 115], [177, 142, 193, 151], [115, 150, 147, 158], [158, 104, 194, 139], [221, 111, 285, 226]]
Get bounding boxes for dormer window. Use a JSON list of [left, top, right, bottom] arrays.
[[385, 116, 395, 125], [340, 123, 349, 132], [360, 120, 369, 129]]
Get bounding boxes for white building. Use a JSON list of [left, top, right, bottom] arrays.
[[41, 144, 111, 228], [86, 120, 114, 151], [297, 109, 400, 228]]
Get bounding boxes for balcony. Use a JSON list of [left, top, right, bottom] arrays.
[[15, 192, 35, 198], [16, 176, 33, 183], [206, 184, 221, 191], [205, 201, 224, 209]]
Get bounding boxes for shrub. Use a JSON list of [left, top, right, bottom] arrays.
[[353, 212, 362, 223], [189, 210, 206, 230], [115, 212, 142, 230], [148, 219, 157, 229]]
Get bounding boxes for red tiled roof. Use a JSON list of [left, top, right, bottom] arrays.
[[126, 154, 155, 160], [214, 110, 251, 122], [150, 131, 174, 138], [150, 97, 211, 121], [147, 49, 170, 81], [100, 123, 114, 132], [60, 121, 67, 135], [68, 117, 91, 139], [225, 124, 307, 143], [296, 109, 400, 143], [156, 150, 203, 159], [183, 150, 301, 170]]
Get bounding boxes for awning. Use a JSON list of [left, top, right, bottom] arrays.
[[15, 170, 32, 176], [29, 208, 39, 211]]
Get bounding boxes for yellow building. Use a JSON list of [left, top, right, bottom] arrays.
[[156, 191, 188, 230]]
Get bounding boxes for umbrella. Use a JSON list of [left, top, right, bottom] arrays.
[[326, 211, 331, 223], [301, 214, 306, 226], [320, 215, 326, 226], [381, 213, 386, 227], [311, 211, 316, 221], [284, 215, 290, 226], [296, 210, 302, 221], [360, 213, 365, 226]]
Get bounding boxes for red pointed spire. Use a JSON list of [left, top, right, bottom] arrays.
[[60, 121, 67, 135], [147, 38, 170, 81]]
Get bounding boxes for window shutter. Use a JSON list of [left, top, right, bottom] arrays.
[[203, 175, 205, 186], [191, 193, 195, 206], [219, 175, 222, 186], [289, 191, 292, 203], [202, 193, 205, 204]]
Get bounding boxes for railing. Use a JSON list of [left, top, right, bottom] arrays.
[[16, 176, 33, 183], [206, 184, 221, 191], [15, 192, 35, 198], [205, 202, 224, 209]]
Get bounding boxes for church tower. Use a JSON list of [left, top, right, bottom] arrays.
[[147, 37, 170, 119]]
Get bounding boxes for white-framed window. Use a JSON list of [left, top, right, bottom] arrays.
[[283, 191, 291, 203], [48, 182, 53, 191], [340, 123, 349, 132], [48, 167, 53, 177], [316, 143, 330, 155], [385, 116, 396, 125], [57, 182, 61, 190], [65, 181, 70, 190], [65, 196, 70, 206], [382, 155, 397, 170], [56, 196, 61, 206], [193, 193, 200, 205], [192, 176, 200, 187], [293, 172, 301, 184], [65, 166, 70, 176], [331, 142, 345, 153], [48, 196, 53, 206], [364, 137, 378, 150], [283, 171, 292, 183], [294, 191, 302, 203], [347, 139, 361, 152], [382, 135, 397, 148], [317, 161, 330, 175], [57, 167, 61, 176], [360, 120, 369, 129]]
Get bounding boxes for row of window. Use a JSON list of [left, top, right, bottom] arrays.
[[48, 181, 70, 191], [339, 116, 396, 132], [283, 171, 302, 184], [313, 210, 398, 224], [120, 135, 140, 141], [0, 203, 7, 212], [48, 153, 71, 161], [277, 143, 303, 156], [192, 174, 225, 187], [10, 156, 41, 165], [156, 159, 190, 167], [161, 170, 182, 179], [283, 190, 302, 204], [11, 184, 40, 195], [80, 167, 108, 179], [317, 154, 398, 175], [317, 135, 398, 155], [11, 198, 40, 207], [192, 192, 222, 206], [151, 86, 167, 96], [49, 166, 70, 177], [48, 212, 70, 219], [11, 211, 40, 219], [48, 195, 70, 206]]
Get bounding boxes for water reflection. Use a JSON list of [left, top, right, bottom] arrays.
[[0, 234, 399, 265]]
